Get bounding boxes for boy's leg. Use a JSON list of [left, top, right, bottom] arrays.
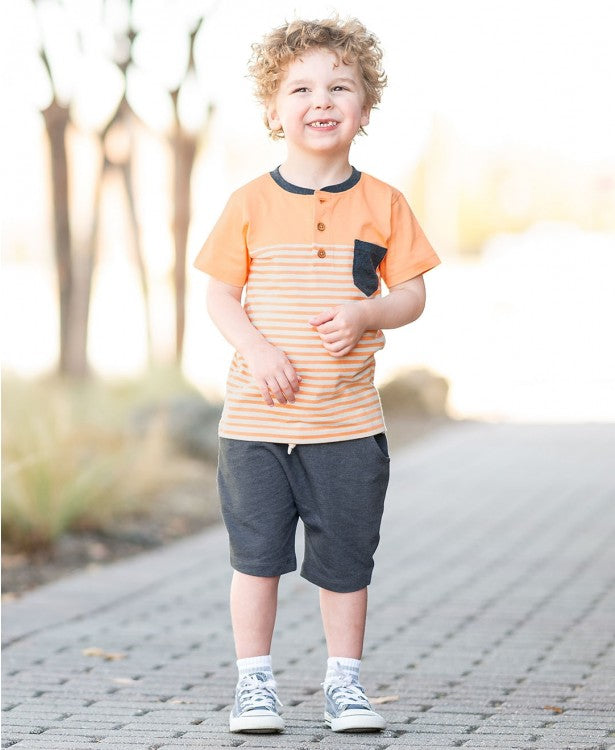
[[319, 585, 385, 732], [231, 571, 280, 658], [290, 435, 390, 733], [319, 586, 367, 659], [228, 571, 284, 733], [218, 439, 300, 734]]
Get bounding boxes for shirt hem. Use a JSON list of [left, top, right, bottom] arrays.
[[218, 425, 386, 445]]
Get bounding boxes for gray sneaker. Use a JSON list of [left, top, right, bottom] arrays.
[[323, 670, 386, 732], [229, 671, 284, 733]]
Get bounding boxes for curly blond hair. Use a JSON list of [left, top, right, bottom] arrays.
[[248, 16, 387, 139]]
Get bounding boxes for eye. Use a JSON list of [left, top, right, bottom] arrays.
[[292, 87, 309, 93], [332, 85, 347, 92]]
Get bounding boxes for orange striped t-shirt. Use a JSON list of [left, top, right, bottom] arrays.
[[194, 167, 440, 444]]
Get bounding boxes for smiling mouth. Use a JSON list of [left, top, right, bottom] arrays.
[[308, 120, 339, 128]]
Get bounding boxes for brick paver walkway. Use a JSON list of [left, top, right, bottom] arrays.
[[2, 422, 615, 749]]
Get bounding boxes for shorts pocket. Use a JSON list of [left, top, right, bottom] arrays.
[[366, 432, 390, 461], [353, 240, 387, 296]]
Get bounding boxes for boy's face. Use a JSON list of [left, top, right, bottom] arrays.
[[266, 48, 371, 159]]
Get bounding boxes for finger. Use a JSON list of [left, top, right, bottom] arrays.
[[314, 320, 339, 335], [280, 384, 296, 403], [272, 374, 296, 403], [284, 366, 301, 393], [327, 344, 352, 358], [274, 372, 301, 404], [269, 382, 294, 404], [258, 384, 274, 406], [319, 331, 343, 344], [322, 338, 347, 352], [265, 377, 288, 405], [309, 309, 336, 327]]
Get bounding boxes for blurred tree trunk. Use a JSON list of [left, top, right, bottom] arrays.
[[41, 100, 74, 375], [170, 115, 197, 363], [41, 103, 102, 379], [66, 149, 104, 379], [37, 1, 95, 379], [115, 101, 154, 366], [169, 16, 213, 364]]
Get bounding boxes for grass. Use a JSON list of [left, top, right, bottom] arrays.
[[1, 368, 214, 553]]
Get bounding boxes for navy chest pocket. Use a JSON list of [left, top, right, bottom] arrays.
[[352, 240, 387, 296]]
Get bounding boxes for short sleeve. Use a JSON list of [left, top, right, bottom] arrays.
[[193, 191, 249, 287], [379, 192, 441, 288]]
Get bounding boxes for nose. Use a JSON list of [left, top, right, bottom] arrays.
[[312, 87, 333, 109]]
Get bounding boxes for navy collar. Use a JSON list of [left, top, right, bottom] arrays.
[[270, 166, 361, 195]]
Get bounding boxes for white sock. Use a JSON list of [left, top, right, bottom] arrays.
[[236, 655, 273, 681], [325, 656, 361, 684]]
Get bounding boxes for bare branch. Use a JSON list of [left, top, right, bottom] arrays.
[[30, 0, 57, 101]]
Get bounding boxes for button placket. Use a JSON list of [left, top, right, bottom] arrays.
[[315, 192, 330, 261]]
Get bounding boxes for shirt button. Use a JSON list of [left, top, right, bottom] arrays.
[[317, 248, 326, 258], [317, 222, 326, 231]]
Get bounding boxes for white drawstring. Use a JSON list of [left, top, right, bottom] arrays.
[[287, 443, 296, 454]]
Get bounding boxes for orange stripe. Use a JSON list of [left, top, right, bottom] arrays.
[[224, 404, 382, 424], [225, 388, 379, 405], [246, 293, 369, 302], [226, 380, 375, 395], [226, 381, 376, 398], [222, 414, 383, 432], [250, 263, 352, 274], [219, 422, 384, 442], [225, 394, 379, 412], [248, 284, 360, 293], [235, 344, 379, 355]]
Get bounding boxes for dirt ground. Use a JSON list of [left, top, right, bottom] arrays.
[[1, 415, 454, 600]]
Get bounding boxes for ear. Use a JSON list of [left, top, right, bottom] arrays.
[[360, 104, 371, 128], [266, 102, 283, 134]]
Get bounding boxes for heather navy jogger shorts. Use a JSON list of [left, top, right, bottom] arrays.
[[217, 434, 390, 593]]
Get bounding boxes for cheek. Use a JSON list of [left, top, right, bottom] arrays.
[[285, 105, 307, 125]]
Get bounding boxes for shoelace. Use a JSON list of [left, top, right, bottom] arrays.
[[322, 670, 372, 710], [237, 673, 283, 712]]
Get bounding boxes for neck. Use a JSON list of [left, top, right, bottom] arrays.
[[278, 153, 353, 191]]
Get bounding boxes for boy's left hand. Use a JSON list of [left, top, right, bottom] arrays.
[[309, 303, 367, 358]]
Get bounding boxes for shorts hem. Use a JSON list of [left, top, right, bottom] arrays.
[[231, 556, 297, 578], [300, 567, 372, 593]]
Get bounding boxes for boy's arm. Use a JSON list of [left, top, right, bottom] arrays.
[[309, 275, 426, 358], [207, 278, 301, 406]]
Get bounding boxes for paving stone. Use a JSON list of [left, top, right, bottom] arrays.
[[156, 742, 242, 749], [5, 743, 100, 750], [2, 424, 614, 749]]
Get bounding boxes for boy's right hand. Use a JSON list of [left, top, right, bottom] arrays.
[[243, 340, 301, 406]]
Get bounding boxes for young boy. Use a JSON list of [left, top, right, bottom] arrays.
[[194, 17, 440, 734]]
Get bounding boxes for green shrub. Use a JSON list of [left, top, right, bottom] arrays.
[[1, 370, 211, 552]]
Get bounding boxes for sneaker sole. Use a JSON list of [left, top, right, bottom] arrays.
[[229, 713, 284, 733], [324, 710, 386, 732]]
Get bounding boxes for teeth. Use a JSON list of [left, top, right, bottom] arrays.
[[311, 121, 337, 127]]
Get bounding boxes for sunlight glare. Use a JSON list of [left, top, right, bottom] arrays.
[[71, 54, 124, 132], [126, 65, 174, 132], [132, 24, 189, 93]]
